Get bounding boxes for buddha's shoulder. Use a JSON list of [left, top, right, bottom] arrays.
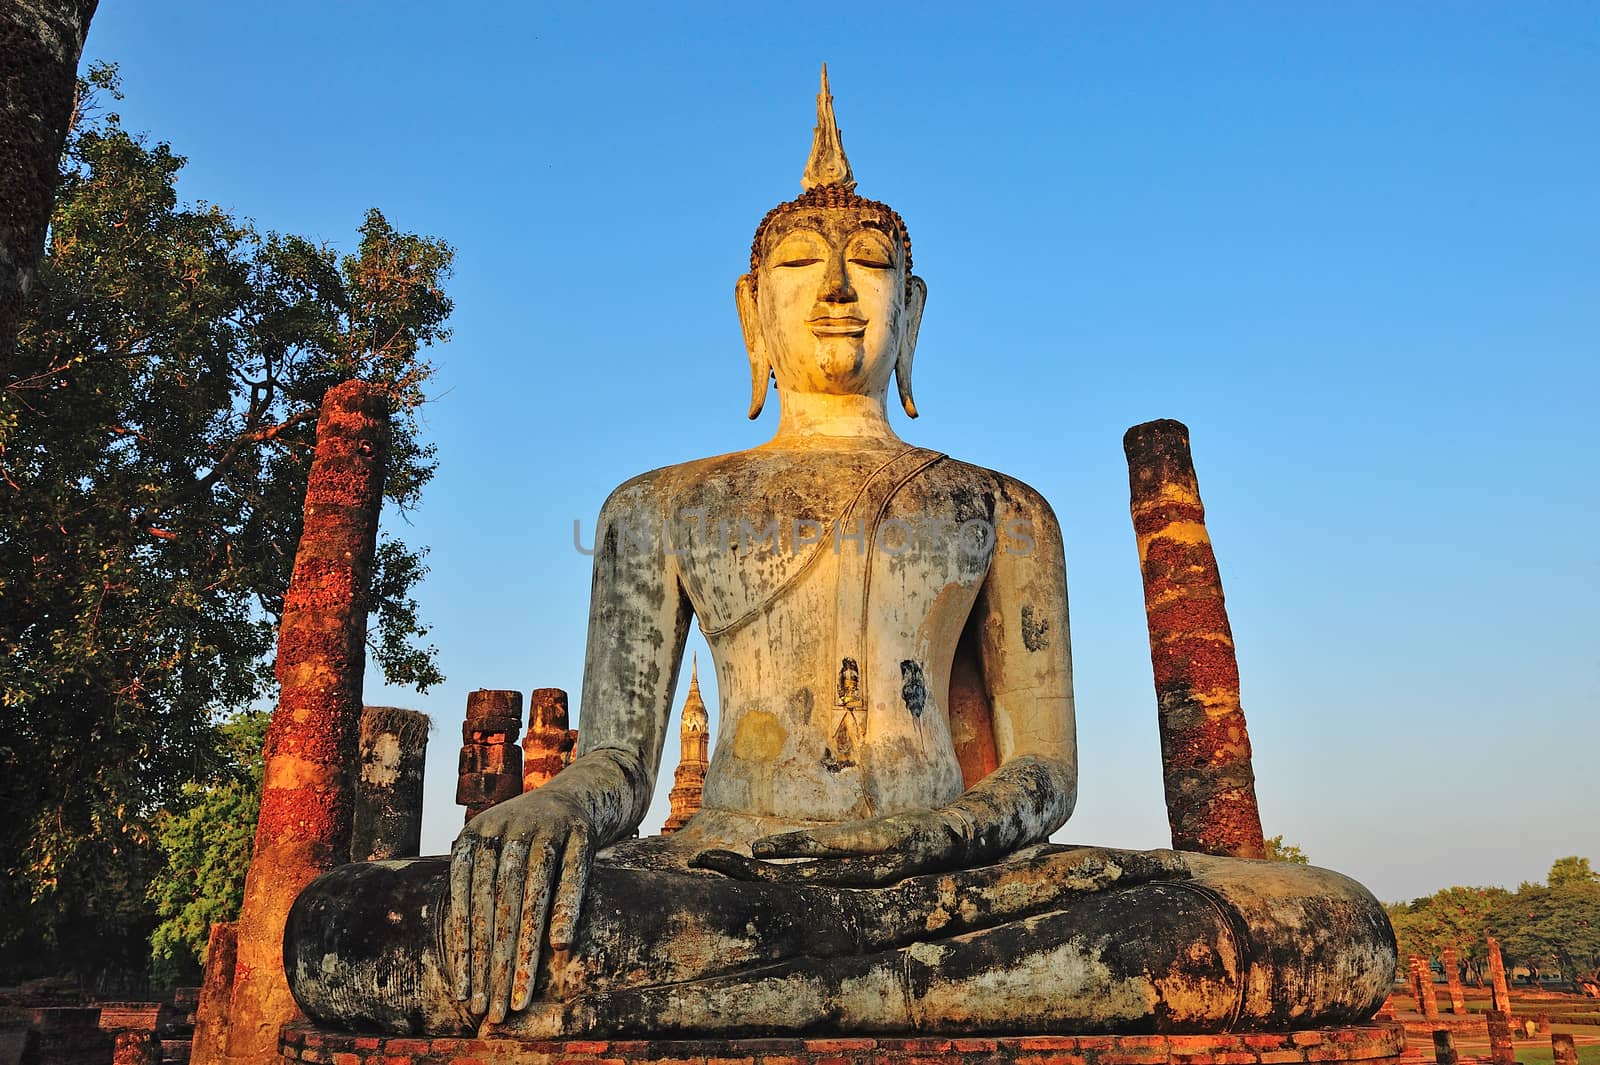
[[923, 456, 1062, 524], [595, 448, 763, 513]]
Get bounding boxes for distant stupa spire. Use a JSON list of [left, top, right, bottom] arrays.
[[663, 654, 711, 834], [801, 63, 856, 192]]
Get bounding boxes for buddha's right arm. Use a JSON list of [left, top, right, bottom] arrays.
[[449, 478, 692, 1022]]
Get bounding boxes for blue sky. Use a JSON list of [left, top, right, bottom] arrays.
[[84, 3, 1597, 902]]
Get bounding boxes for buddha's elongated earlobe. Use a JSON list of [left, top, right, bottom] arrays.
[[734, 274, 771, 419], [896, 275, 927, 418]]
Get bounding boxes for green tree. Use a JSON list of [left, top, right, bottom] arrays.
[[0, 66, 451, 983], [1548, 856, 1598, 889], [147, 710, 267, 982], [1490, 876, 1600, 980], [1387, 885, 1510, 984], [1264, 835, 1310, 865]]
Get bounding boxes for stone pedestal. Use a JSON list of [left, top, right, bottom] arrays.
[[280, 1023, 1409, 1065]]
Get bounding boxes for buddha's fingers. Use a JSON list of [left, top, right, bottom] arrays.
[[751, 829, 865, 858], [486, 838, 530, 1025], [447, 836, 474, 1002], [510, 837, 559, 1013], [468, 837, 498, 1016], [548, 824, 592, 950]]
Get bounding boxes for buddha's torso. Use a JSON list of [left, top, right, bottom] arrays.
[[619, 440, 1015, 835]]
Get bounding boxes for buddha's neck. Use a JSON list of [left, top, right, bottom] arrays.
[[768, 390, 903, 448]]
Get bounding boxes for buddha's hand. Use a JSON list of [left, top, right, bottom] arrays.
[[448, 789, 594, 1023], [690, 808, 971, 887]]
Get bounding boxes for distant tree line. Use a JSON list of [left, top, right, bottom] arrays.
[[0, 63, 452, 988], [1387, 857, 1600, 987]]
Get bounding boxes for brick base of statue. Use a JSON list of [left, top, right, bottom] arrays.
[[279, 1022, 1410, 1065]]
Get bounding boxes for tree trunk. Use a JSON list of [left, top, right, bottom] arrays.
[[0, 0, 98, 358]]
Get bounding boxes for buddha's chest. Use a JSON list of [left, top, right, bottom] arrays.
[[664, 453, 998, 644]]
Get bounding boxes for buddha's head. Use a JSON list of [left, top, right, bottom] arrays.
[[736, 66, 928, 421]]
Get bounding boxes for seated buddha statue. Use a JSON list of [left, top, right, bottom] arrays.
[[284, 68, 1395, 1040]]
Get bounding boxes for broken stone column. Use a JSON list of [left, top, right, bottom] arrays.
[[1487, 935, 1513, 1014], [1432, 1029, 1458, 1065], [351, 706, 431, 862], [1552, 1033, 1579, 1065], [188, 921, 236, 1065], [521, 688, 577, 792], [1442, 946, 1467, 1014], [224, 381, 388, 1065], [1124, 419, 1266, 859], [457, 689, 523, 821], [1414, 956, 1440, 1022], [1485, 1009, 1516, 1065]]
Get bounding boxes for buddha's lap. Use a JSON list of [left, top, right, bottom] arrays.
[[284, 845, 1393, 1035]]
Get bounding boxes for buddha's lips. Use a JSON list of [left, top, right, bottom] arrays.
[[809, 316, 868, 337]]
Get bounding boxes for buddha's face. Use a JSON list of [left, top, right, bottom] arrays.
[[750, 207, 907, 397]]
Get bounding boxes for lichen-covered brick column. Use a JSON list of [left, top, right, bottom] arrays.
[[224, 381, 388, 1065], [351, 706, 431, 861], [1124, 419, 1266, 859], [521, 687, 576, 792]]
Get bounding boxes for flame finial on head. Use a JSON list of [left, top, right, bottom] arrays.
[[801, 64, 856, 192]]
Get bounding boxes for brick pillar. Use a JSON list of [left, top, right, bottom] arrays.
[[1124, 419, 1266, 858], [113, 1031, 160, 1065], [457, 690, 523, 821], [1431, 1030, 1458, 1065], [521, 688, 576, 792], [1487, 935, 1513, 1014], [225, 381, 388, 1065], [189, 921, 237, 1065], [1415, 957, 1440, 1022], [1485, 1010, 1516, 1065], [1442, 946, 1467, 1014], [1552, 1033, 1579, 1065], [351, 706, 430, 861]]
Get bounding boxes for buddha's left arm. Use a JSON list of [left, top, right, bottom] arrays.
[[942, 478, 1078, 858]]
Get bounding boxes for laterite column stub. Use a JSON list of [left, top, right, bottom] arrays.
[[1485, 1009, 1515, 1065], [225, 381, 389, 1065], [1552, 1033, 1579, 1065], [1432, 1029, 1458, 1065], [458, 689, 524, 821], [1124, 419, 1266, 859], [521, 687, 577, 792]]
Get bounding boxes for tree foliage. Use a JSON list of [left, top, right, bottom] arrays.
[[147, 710, 266, 981], [1386, 856, 1600, 984], [1264, 835, 1309, 865], [0, 64, 451, 982]]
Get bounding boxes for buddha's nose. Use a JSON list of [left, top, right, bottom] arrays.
[[819, 250, 857, 303]]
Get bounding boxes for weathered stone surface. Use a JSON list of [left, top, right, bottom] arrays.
[[521, 689, 576, 793], [1123, 419, 1266, 861], [1551, 1032, 1579, 1065], [352, 706, 430, 862], [226, 382, 388, 1065], [1407, 957, 1437, 1022], [190, 922, 237, 1065], [1430, 1029, 1456, 1065], [458, 690, 523, 821], [278, 1022, 1409, 1065]]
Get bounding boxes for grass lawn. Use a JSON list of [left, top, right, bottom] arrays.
[[1512, 1046, 1600, 1065]]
